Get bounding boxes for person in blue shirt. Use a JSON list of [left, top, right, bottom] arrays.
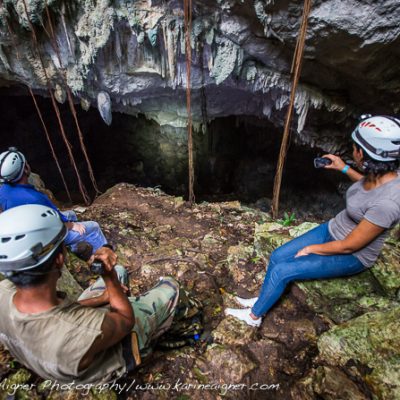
[[0, 147, 108, 259]]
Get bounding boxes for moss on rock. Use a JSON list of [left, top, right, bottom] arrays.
[[318, 306, 400, 399]]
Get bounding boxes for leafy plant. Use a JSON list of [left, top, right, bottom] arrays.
[[281, 211, 296, 227], [250, 255, 261, 264]]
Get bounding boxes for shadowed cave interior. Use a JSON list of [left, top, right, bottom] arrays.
[[0, 89, 348, 218]]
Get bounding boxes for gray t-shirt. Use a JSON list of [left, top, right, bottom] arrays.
[[329, 174, 400, 267]]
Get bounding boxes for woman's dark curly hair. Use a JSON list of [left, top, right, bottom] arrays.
[[354, 143, 399, 179]]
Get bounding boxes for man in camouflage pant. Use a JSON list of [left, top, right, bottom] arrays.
[[0, 204, 201, 385], [79, 266, 181, 360]]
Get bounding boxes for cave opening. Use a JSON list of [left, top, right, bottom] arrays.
[[0, 89, 346, 218]]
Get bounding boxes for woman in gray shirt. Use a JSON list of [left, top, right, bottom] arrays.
[[226, 115, 400, 327]]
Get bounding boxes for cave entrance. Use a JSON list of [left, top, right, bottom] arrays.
[[0, 89, 345, 218]]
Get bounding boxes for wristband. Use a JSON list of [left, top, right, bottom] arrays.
[[102, 244, 114, 251], [341, 165, 350, 174]]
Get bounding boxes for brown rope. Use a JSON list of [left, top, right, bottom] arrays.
[[184, 0, 195, 205], [28, 86, 72, 203], [271, 0, 312, 219], [44, 3, 101, 196], [21, 0, 91, 205]]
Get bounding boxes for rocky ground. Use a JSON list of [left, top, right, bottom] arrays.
[[0, 183, 399, 400]]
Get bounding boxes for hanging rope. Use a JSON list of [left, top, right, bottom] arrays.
[[184, 0, 195, 205], [21, 0, 91, 205], [271, 0, 312, 219], [28, 86, 72, 203], [44, 3, 101, 196]]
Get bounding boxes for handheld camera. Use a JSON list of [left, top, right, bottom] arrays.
[[314, 157, 332, 168]]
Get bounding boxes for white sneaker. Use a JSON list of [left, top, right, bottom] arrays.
[[234, 296, 258, 308], [225, 307, 262, 327]]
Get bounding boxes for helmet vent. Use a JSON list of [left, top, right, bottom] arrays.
[[15, 234, 25, 241], [0, 255, 7, 259], [392, 141, 400, 145], [1, 237, 11, 243], [41, 213, 48, 217]]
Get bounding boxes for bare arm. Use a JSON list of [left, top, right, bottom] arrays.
[[296, 219, 385, 257], [78, 292, 109, 308], [78, 248, 134, 371], [323, 154, 363, 182], [78, 284, 129, 308], [65, 221, 86, 234]]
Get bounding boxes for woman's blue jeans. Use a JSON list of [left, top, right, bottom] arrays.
[[251, 223, 365, 317]]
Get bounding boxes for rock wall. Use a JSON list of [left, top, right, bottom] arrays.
[[255, 220, 400, 399], [0, 0, 399, 156]]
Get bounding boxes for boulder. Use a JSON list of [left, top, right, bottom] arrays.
[[318, 306, 400, 399], [291, 366, 369, 400], [197, 345, 256, 383], [212, 316, 257, 346]]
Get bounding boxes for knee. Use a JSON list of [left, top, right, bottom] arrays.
[[267, 250, 280, 271], [114, 264, 127, 276], [114, 265, 129, 285], [85, 221, 101, 232], [269, 263, 292, 286], [159, 276, 180, 292], [269, 246, 285, 265]]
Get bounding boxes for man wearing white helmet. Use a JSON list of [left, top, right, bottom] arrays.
[[0, 147, 108, 260], [227, 115, 400, 327], [0, 204, 182, 384]]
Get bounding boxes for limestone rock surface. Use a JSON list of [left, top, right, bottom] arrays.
[[0, 0, 399, 154]]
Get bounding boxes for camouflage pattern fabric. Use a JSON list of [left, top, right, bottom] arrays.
[[157, 287, 203, 349], [129, 277, 181, 356], [77, 265, 129, 300], [78, 267, 180, 357]]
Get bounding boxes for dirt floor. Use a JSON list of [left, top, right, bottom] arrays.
[[0, 183, 333, 400]]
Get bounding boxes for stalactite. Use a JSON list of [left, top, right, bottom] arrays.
[[166, 19, 177, 83], [60, 2, 72, 56], [54, 83, 66, 103], [97, 91, 112, 125]]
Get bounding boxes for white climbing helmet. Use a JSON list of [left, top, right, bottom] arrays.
[[0, 204, 67, 275], [0, 147, 26, 183], [351, 115, 400, 161]]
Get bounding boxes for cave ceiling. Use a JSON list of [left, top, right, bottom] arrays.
[[0, 0, 399, 154]]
